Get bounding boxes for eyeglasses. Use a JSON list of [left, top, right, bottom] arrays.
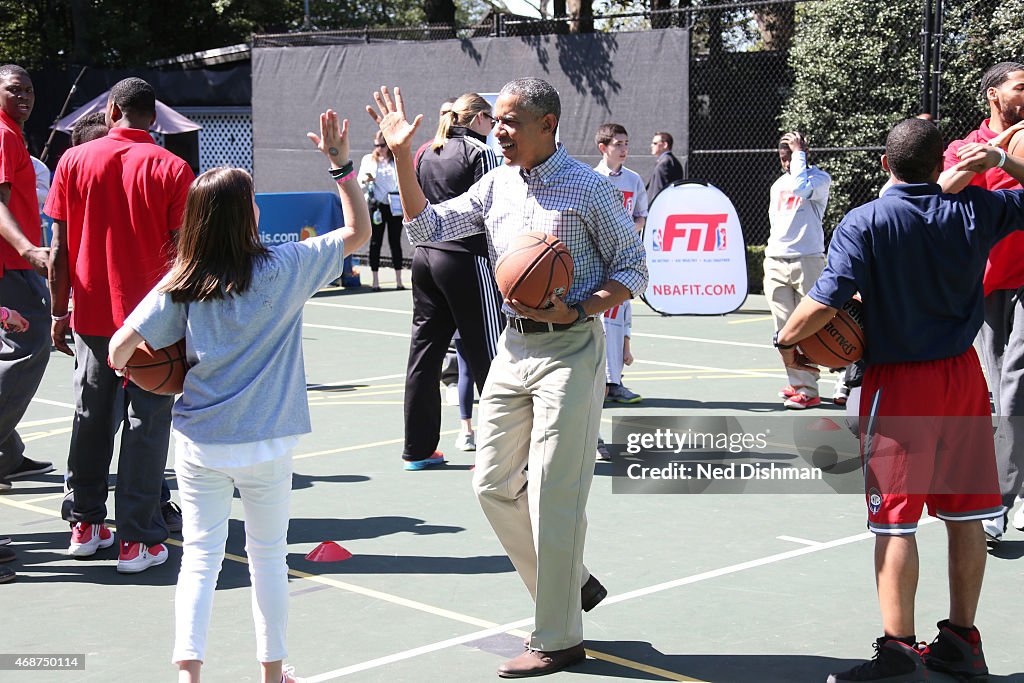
[[373, 143, 388, 148], [481, 112, 499, 129]]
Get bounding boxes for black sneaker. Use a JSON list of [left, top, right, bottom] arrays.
[[2, 456, 55, 483], [922, 620, 988, 682], [162, 501, 183, 533], [826, 637, 926, 682]]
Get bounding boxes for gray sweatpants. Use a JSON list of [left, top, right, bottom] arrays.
[[978, 287, 1024, 511], [0, 269, 51, 478]]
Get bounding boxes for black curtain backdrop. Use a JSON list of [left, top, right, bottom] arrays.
[[252, 29, 689, 194]]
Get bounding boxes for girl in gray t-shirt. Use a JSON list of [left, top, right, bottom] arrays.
[[107, 110, 370, 683]]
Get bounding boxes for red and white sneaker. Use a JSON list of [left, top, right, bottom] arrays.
[[116, 541, 168, 573], [777, 385, 798, 399], [784, 392, 821, 410], [68, 522, 114, 557]]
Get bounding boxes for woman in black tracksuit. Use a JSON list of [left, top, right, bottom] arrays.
[[401, 93, 506, 468]]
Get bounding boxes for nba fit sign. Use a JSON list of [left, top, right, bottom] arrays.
[[642, 182, 748, 315]]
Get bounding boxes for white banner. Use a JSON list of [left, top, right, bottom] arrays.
[[642, 182, 748, 315]]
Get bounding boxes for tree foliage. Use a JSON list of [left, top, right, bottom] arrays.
[[780, 0, 922, 230]]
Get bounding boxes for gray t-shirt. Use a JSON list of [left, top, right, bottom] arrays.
[[126, 231, 346, 445]]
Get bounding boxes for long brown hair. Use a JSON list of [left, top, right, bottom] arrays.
[[371, 131, 392, 163], [160, 167, 269, 303]]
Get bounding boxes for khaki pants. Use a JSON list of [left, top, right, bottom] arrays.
[[473, 321, 605, 650], [763, 253, 826, 396]]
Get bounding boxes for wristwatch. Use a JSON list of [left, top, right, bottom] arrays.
[[573, 302, 587, 324], [772, 331, 796, 350]]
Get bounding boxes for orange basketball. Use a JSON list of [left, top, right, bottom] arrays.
[[126, 339, 188, 395], [494, 232, 574, 309], [798, 298, 865, 368], [1008, 129, 1024, 159]]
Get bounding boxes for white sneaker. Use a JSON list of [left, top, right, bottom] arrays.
[[455, 431, 476, 451], [1012, 496, 1024, 532], [982, 516, 1004, 547], [116, 541, 169, 573]]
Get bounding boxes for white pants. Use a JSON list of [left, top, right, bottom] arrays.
[[763, 254, 826, 396], [171, 438, 294, 664], [601, 300, 630, 385]]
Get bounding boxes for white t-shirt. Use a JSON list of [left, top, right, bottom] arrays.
[[766, 151, 831, 258], [594, 161, 649, 220]]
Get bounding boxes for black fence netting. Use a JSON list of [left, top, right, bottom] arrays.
[[254, 0, 1023, 268]]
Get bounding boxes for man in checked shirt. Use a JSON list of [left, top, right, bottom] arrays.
[[368, 78, 647, 678]]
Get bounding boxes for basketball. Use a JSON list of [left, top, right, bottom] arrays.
[[798, 297, 865, 368], [125, 339, 188, 395], [1007, 128, 1024, 159], [494, 231, 574, 309]]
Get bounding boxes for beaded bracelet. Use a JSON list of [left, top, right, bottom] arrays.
[[328, 160, 354, 180]]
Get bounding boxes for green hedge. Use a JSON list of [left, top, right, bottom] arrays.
[[746, 245, 766, 295]]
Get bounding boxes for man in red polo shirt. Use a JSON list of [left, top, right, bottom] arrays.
[[46, 77, 194, 574], [0, 64, 55, 493], [940, 62, 1024, 546]]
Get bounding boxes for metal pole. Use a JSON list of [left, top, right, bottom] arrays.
[[930, 0, 943, 122], [39, 65, 88, 164], [921, 0, 933, 116]]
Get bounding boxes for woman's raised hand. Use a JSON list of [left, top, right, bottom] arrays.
[[307, 109, 350, 167]]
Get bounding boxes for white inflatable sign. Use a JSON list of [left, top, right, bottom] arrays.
[[642, 181, 748, 315]]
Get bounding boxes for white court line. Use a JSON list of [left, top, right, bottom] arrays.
[[18, 416, 73, 428], [631, 331, 768, 349], [776, 535, 820, 546], [307, 373, 405, 389], [306, 520, 939, 680], [30, 397, 76, 410], [307, 301, 411, 315], [302, 618, 534, 682], [303, 323, 409, 338], [632, 359, 844, 387]]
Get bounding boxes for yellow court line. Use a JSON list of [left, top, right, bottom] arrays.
[[22, 427, 74, 442], [310, 401, 404, 407], [19, 416, 73, 428], [585, 649, 706, 682], [310, 388, 405, 399], [727, 315, 774, 325]]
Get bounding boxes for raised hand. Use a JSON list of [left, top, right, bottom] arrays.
[[307, 109, 350, 168], [365, 86, 422, 156]]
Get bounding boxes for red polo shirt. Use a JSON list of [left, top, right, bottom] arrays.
[[944, 119, 1024, 295], [44, 127, 194, 336], [0, 109, 42, 275]]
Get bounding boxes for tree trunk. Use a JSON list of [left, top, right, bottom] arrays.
[[69, 0, 91, 64], [567, 0, 593, 33]]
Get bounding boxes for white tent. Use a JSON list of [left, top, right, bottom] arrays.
[[54, 90, 201, 134]]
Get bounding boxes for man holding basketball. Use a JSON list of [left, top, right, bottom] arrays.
[[776, 118, 1024, 682], [47, 78, 194, 574], [939, 62, 1024, 546], [368, 79, 646, 678]]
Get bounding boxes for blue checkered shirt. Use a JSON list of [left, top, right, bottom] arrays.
[[405, 145, 648, 314]]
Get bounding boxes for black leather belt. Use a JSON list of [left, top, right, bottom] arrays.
[[508, 317, 593, 334]]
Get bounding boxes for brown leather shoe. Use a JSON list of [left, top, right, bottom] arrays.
[[581, 575, 607, 612], [497, 644, 586, 678]]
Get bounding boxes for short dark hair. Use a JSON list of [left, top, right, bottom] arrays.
[[595, 123, 628, 147], [885, 118, 943, 184], [981, 62, 1024, 102], [70, 111, 108, 146], [655, 131, 673, 149], [0, 64, 29, 81], [499, 78, 560, 123], [109, 77, 156, 118]]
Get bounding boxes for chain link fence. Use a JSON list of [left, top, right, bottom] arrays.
[[255, 0, 1020, 272]]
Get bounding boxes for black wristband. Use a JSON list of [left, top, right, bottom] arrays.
[[328, 160, 354, 179], [573, 302, 587, 324], [772, 331, 796, 350]]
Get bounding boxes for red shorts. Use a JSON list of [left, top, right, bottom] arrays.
[[858, 348, 1002, 535]]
